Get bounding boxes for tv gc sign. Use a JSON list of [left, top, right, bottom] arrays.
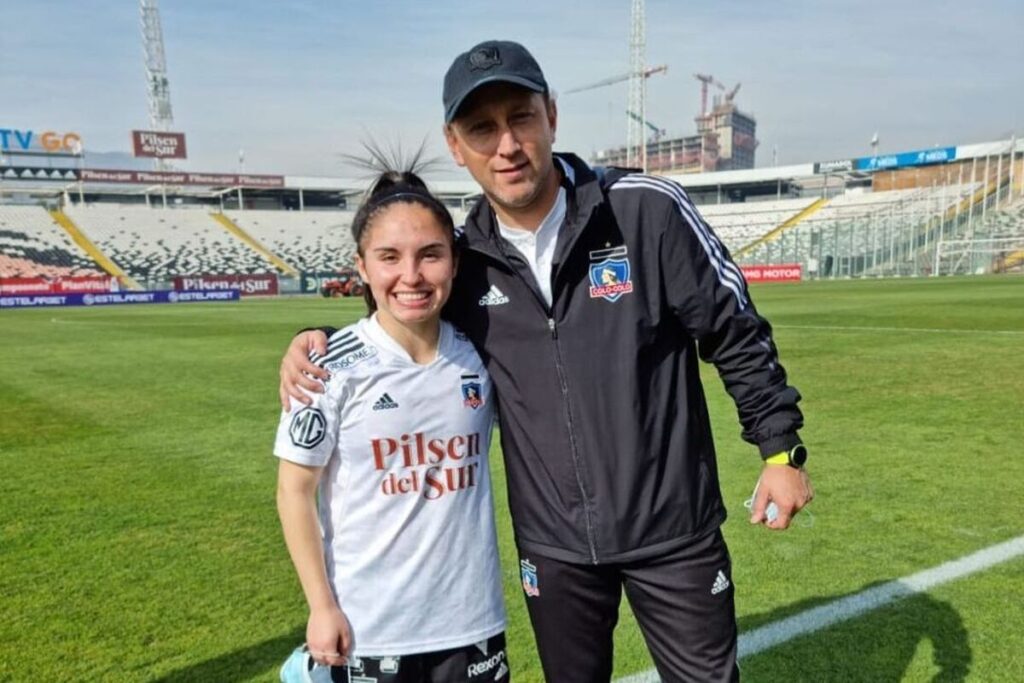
[[0, 127, 83, 154]]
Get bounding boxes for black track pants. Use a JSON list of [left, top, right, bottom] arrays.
[[518, 530, 739, 682]]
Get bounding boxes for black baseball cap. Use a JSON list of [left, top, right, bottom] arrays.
[[443, 40, 548, 123]]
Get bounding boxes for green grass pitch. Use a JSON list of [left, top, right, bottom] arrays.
[[2, 276, 1022, 682]]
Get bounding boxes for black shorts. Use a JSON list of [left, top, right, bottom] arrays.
[[519, 529, 739, 683], [329, 632, 509, 683]]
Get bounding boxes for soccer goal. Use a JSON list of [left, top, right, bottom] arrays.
[[933, 237, 1024, 276]]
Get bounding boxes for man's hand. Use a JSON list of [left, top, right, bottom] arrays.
[[749, 465, 814, 530], [279, 331, 330, 409], [306, 605, 351, 667]]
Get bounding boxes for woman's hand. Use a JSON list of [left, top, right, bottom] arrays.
[[306, 605, 351, 667]]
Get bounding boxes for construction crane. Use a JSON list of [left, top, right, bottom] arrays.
[[563, 64, 668, 95], [626, 110, 666, 143], [562, 1, 658, 170], [725, 82, 741, 104], [693, 73, 725, 118]]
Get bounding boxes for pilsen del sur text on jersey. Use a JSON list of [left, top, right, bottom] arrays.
[[371, 431, 482, 501]]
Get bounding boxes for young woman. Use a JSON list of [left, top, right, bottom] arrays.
[[274, 168, 508, 683]]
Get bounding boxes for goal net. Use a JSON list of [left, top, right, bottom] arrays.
[[934, 238, 1024, 276]]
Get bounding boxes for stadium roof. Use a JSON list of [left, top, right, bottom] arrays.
[[282, 175, 482, 199], [1, 137, 1019, 203]]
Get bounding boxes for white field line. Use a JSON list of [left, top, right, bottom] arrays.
[[774, 324, 1024, 336], [615, 534, 1024, 683]]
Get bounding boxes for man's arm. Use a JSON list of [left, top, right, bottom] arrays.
[[657, 194, 812, 529], [279, 327, 335, 409]]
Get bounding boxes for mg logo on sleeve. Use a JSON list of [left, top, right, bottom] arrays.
[[289, 407, 326, 449]]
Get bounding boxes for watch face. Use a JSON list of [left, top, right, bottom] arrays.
[[791, 444, 808, 467]]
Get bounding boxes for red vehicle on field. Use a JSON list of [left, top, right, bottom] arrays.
[[319, 269, 366, 298]]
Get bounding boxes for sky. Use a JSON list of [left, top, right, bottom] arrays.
[[2, 0, 1022, 179]]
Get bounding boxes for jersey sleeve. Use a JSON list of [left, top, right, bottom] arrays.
[[657, 190, 804, 456], [273, 380, 341, 467]]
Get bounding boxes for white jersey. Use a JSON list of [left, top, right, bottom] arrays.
[[274, 315, 506, 656]]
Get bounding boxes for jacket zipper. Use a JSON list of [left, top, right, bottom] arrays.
[[465, 189, 605, 564], [547, 316, 599, 564], [469, 241, 601, 563], [542, 207, 603, 563]]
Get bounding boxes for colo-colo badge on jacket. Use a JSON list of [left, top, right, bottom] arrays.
[[589, 245, 634, 302]]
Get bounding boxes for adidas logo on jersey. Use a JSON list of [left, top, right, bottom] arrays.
[[372, 393, 399, 411], [478, 285, 509, 306], [711, 569, 731, 595]]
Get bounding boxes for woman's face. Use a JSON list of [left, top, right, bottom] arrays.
[[355, 202, 456, 331]]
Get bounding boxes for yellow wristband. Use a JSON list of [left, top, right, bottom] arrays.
[[764, 452, 789, 466]]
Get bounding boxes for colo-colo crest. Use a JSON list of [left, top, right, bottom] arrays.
[[588, 245, 634, 302]]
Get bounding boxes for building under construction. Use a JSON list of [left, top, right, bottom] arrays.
[[592, 80, 758, 174]]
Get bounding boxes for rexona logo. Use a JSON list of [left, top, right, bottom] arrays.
[[468, 650, 507, 678], [370, 431, 482, 501], [0, 128, 82, 153]]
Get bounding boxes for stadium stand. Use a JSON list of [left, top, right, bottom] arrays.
[[223, 210, 357, 272], [698, 198, 816, 250], [986, 198, 1024, 238], [223, 207, 468, 273], [810, 185, 981, 223], [0, 205, 105, 278], [65, 205, 279, 282], [737, 184, 989, 277]]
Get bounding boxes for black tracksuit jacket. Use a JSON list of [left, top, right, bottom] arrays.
[[332, 153, 803, 565]]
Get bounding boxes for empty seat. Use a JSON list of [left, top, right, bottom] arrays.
[[66, 205, 279, 280], [224, 210, 358, 272]]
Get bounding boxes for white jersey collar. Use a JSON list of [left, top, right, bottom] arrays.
[[361, 314, 452, 366]]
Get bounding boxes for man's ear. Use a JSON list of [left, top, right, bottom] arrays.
[[444, 124, 466, 167], [547, 95, 558, 144]]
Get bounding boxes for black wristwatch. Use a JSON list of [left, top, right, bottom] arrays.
[[764, 444, 808, 469]]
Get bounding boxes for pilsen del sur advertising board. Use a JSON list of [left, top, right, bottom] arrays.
[[77, 168, 284, 188], [172, 274, 279, 296], [132, 130, 187, 159]]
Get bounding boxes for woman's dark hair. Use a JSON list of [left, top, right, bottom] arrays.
[[344, 140, 456, 313]]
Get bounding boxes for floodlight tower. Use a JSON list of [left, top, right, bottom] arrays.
[[627, 0, 646, 171], [140, 0, 174, 132]]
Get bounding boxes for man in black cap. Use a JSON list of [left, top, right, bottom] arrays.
[[281, 40, 813, 682]]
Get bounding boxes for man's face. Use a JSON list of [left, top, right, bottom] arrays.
[[444, 83, 558, 215]]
